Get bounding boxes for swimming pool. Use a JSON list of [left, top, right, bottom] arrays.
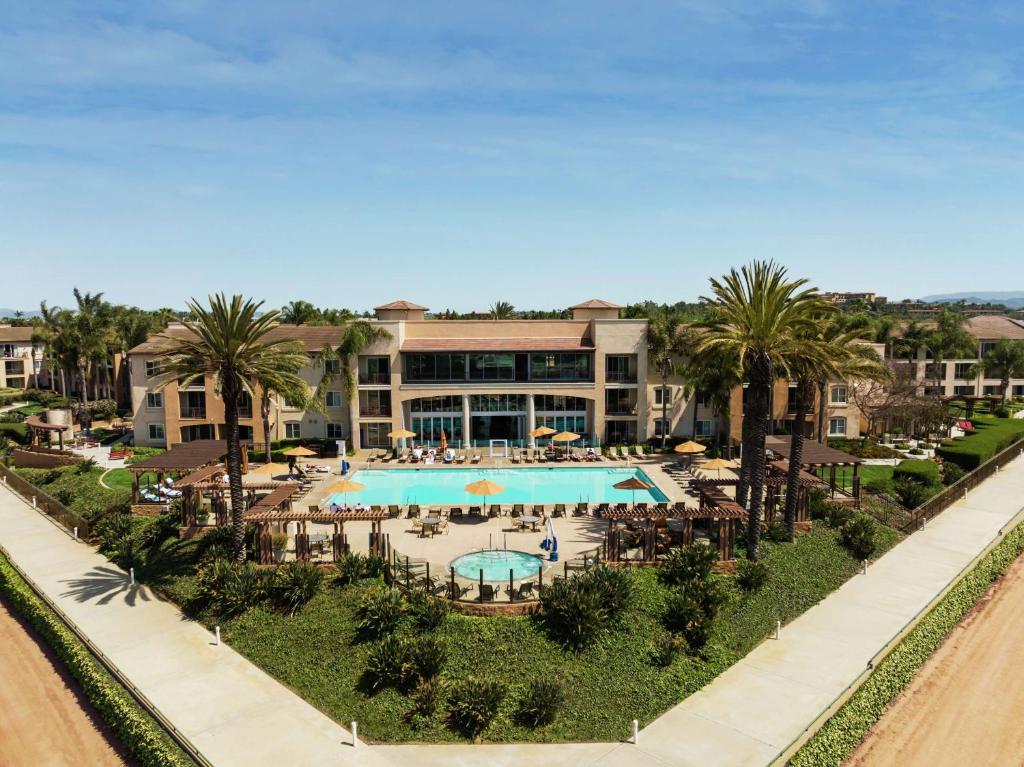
[[451, 550, 544, 582], [325, 467, 669, 506]]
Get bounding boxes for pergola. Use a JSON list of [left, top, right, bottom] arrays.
[[25, 415, 69, 452], [601, 506, 672, 563], [764, 459, 824, 524], [765, 436, 863, 503], [245, 505, 388, 564], [943, 393, 1000, 419], [686, 486, 748, 560], [127, 440, 245, 503]]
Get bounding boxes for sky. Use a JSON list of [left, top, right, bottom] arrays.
[[2, 1, 1024, 313]]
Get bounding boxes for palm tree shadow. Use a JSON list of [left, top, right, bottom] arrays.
[[61, 565, 152, 607]]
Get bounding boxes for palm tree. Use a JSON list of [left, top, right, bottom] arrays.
[[698, 261, 826, 560], [682, 346, 741, 451], [488, 301, 516, 320], [646, 310, 695, 448], [281, 300, 320, 325], [154, 294, 308, 562], [973, 340, 1024, 405], [924, 310, 976, 399]]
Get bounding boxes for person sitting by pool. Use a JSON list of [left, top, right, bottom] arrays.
[[586, 446, 597, 460], [443, 447, 456, 463], [412, 446, 423, 462], [425, 448, 436, 464], [329, 502, 341, 513]]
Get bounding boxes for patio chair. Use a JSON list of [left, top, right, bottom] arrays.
[[595, 503, 610, 517], [608, 446, 619, 460], [574, 502, 590, 516], [468, 506, 482, 517], [388, 505, 401, 517], [488, 505, 502, 518], [635, 446, 646, 459], [449, 507, 464, 519], [471, 453, 482, 464], [449, 582, 474, 600], [437, 519, 450, 535], [511, 450, 522, 464], [410, 518, 423, 534], [456, 451, 467, 464], [479, 584, 497, 602], [409, 504, 422, 518], [524, 451, 534, 464], [513, 581, 536, 600], [553, 504, 566, 517], [511, 504, 524, 517], [532, 505, 546, 519]]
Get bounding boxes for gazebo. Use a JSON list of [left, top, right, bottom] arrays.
[[682, 485, 748, 560], [765, 436, 863, 504], [245, 505, 388, 564], [127, 440, 246, 505], [764, 459, 824, 524], [25, 414, 70, 452], [601, 506, 672, 563]]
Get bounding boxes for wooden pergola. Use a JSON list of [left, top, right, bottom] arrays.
[[764, 459, 824, 524], [601, 506, 672, 563], [127, 440, 246, 503], [686, 486, 748, 560], [25, 414, 69, 452], [765, 436, 863, 503], [244, 505, 388, 564]]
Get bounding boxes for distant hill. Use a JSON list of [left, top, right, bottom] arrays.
[[920, 291, 1024, 309]]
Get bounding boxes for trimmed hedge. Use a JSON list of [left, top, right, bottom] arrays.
[[936, 416, 1024, 471], [0, 421, 30, 444], [892, 459, 940, 487], [0, 554, 195, 767], [791, 520, 1024, 766]]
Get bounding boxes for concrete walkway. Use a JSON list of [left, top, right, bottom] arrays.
[[2, 453, 1024, 767], [0, 482, 390, 767]]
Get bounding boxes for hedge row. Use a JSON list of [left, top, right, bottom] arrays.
[[0, 421, 30, 444], [892, 459, 940, 486], [791, 519, 1024, 766], [0, 554, 196, 767], [936, 418, 1024, 471]]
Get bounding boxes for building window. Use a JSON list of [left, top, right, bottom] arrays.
[[830, 386, 848, 404], [983, 385, 1001, 396], [145, 360, 163, 378], [605, 388, 637, 415], [953, 385, 975, 396], [0, 344, 16, 358], [605, 420, 637, 444], [326, 422, 344, 439], [361, 356, 390, 384], [361, 422, 391, 448], [534, 395, 587, 413], [146, 392, 163, 409], [654, 386, 670, 406], [5, 376, 25, 388], [954, 362, 974, 379], [605, 355, 637, 383], [528, 352, 593, 382], [285, 421, 301, 439], [828, 416, 847, 436], [325, 391, 343, 408], [980, 341, 997, 356], [359, 389, 391, 417], [695, 419, 713, 437], [1013, 385, 1024, 397], [653, 418, 670, 437], [4, 360, 24, 376], [148, 424, 165, 441], [324, 359, 341, 374]]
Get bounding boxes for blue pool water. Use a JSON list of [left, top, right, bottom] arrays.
[[325, 467, 668, 506], [452, 550, 545, 581]]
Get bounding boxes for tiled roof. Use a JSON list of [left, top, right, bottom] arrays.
[[375, 300, 429, 311], [129, 324, 356, 355], [569, 299, 623, 310], [965, 315, 1024, 340], [0, 326, 35, 342], [401, 337, 594, 352]]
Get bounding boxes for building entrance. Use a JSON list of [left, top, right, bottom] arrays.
[[471, 415, 522, 442]]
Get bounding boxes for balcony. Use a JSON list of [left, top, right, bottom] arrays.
[[360, 406, 392, 418], [359, 372, 390, 385], [605, 371, 637, 384], [180, 407, 207, 419], [238, 408, 253, 419]]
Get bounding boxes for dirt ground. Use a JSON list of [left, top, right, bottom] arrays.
[[0, 597, 130, 767], [847, 553, 1024, 767]]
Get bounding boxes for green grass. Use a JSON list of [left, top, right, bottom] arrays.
[[101, 468, 156, 493], [857, 465, 894, 488], [15, 465, 131, 521], [220, 525, 901, 743], [936, 414, 1024, 471]]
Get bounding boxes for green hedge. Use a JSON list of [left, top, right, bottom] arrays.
[[0, 554, 195, 767], [936, 417, 1024, 471], [892, 459, 940, 487], [791, 520, 1024, 766], [0, 421, 30, 444]]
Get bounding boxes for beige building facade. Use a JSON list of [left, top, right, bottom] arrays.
[[0, 326, 43, 390]]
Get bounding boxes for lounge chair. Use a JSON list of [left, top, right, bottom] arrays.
[[308, 504, 320, 513], [397, 450, 408, 464], [370, 505, 383, 514], [511, 450, 522, 464], [574, 502, 589, 516], [456, 451, 467, 464], [488, 505, 502, 518], [511, 504, 524, 517], [553, 504, 566, 517], [655, 502, 669, 514], [635, 446, 646, 459], [607, 446, 619, 460], [409, 504, 421, 518], [635, 503, 649, 514], [538, 451, 547, 463], [531, 505, 546, 519], [595, 503, 610, 517], [512, 581, 536, 601], [479, 584, 497, 602], [468, 506, 482, 517], [524, 451, 534, 464], [471, 453, 482, 464], [388, 505, 401, 517], [449, 507, 464, 519]]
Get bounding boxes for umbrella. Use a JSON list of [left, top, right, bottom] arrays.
[[551, 430, 580, 455], [465, 478, 504, 516], [440, 429, 447, 453], [529, 425, 556, 438], [673, 440, 707, 455], [388, 428, 416, 440], [251, 462, 288, 476], [699, 457, 738, 479], [325, 478, 365, 508], [283, 445, 317, 457], [613, 476, 654, 510]]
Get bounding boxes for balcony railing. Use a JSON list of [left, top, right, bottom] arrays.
[[360, 406, 392, 418], [605, 403, 637, 416], [605, 371, 637, 383], [359, 372, 390, 385], [180, 407, 207, 419]]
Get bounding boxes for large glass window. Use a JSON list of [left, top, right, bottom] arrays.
[[536, 415, 586, 435], [953, 385, 976, 395], [359, 390, 391, 417], [326, 422, 344, 439], [605, 389, 637, 415], [605, 420, 637, 444], [954, 362, 974, 379], [361, 356, 390, 384], [828, 416, 847, 436], [410, 416, 463, 444], [469, 394, 526, 412], [528, 353, 592, 382], [362, 422, 390, 448], [534, 395, 587, 412], [468, 353, 515, 381], [404, 353, 467, 382], [606, 355, 638, 383], [695, 419, 714, 437]]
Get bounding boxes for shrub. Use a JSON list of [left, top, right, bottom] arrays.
[[0, 421, 30, 444], [663, 590, 713, 651], [356, 586, 404, 638], [907, 447, 924, 455], [272, 561, 323, 615], [407, 589, 450, 631], [839, 514, 878, 561], [893, 459, 941, 487], [335, 552, 367, 585], [764, 520, 788, 542], [363, 553, 386, 579], [407, 678, 445, 726], [580, 564, 632, 620], [364, 635, 412, 692], [651, 634, 684, 667], [216, 563, 273, 617], [808, 488, 831, 521], [936, 417, 1024, 470], [661, 544, 717, 587], [826, 504, 854, 528], [447, 677, 506, 737], [736, 558, 770, 592], [941, 462, 965, 486], [864, 477, 894, 496], [894, 478, 934, 510], [409, 635, 447, 682], [994, 406, 1010, 418], [516, 678, 565, 727], [538, 576, 608, 651], [97, 513, 154, 571]]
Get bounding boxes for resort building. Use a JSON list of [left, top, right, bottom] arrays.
[[0, 326, 43, 390], [129, 298, 877, 450], [893, 315, 1024, 399]]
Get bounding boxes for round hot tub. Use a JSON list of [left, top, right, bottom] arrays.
[[451, 550, 544, 582]]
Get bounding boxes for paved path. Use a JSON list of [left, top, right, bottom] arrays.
[[0, 483, 390, 767], [2, 454, 1024, 767]]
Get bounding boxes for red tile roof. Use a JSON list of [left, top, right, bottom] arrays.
[[569, 299, 623, 310], [0, 326, 35, 342], [129, 324, 361, 354], [401, 337, 593, 352], [375, 300, 429, 311]]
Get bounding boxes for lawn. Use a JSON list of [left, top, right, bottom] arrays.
[[857, 464, 894, 488], [220, 525, 901, 743], [100, 467, 156, 492]]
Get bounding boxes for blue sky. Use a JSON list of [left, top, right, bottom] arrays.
[[2, 1, 1023, 312]]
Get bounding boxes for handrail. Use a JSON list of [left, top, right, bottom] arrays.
[[0, 536, 210, 766], [0, 462, 91, 538]]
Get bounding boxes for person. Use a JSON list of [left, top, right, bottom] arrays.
[[329, 502, 341, 513], [287, 455, 297, 476], [412, 446, 423, 461], [444, 447, 455, 463]]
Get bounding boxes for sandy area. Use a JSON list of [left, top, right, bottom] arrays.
[[847, 553, 1024, 767], [0, 597, 129, 767]]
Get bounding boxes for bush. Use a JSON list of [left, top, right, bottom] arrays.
[[826, 504, 854, 528], [936, 417, 1024, 470], [363, 553, 386, 579], [408, 635, 447, 682], [863, 477, 894, 496], [581, 564, 632, 620], [356, 586, 404, 638], [907, 447, 924, 455], [272, 561, 323, 615], [538, 576, 608, 651], [839, 514, 878, 561], [894, 478, 934, 510], [651, 634, 684, 667], [516, 678, 565, 727], [663, 589, 714, 651], [661, 544, 717, 587], [893, 459, 941, 487], [335, 552, 367, 584], [364, 635, 412, 692], [764, 520, 788, 542], [941, 462, 965, 486], [736, 558, 770, 592], [0, 421, 29, 444], [808, 488, 831, 520], [447, 677, 506, 737], [407, 678, 444, 726], [97, 513, 155, 571], [0, 555, 193, 767], [407, 589, 450, 631], [994, 406, 1010, 418], [216, 563, 274, 617]]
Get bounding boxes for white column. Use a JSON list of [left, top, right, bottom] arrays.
[[526, 394, 536, 447], [461, 395, 471, 448]]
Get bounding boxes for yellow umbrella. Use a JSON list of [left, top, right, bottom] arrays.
[[326, 478, 365, 508], [465, 478, 504, 515], [550, 430, 580, 457], [388, 428, 416, 440], [284, 445, 317, 457], [699, 458, 738, 479], [529, 425, 556, 438], [673, 440, 707, 455], [252, 462, 288, 476], [613, 476, 654, 510]]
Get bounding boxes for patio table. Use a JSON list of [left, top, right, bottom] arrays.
[[519, 515, 540, 531], [421, 516, 441, 537]]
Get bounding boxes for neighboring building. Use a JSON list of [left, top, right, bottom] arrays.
[[0, 326, 43, 390], [821, 291, 886, 306], [892, 315, 1024, 399]]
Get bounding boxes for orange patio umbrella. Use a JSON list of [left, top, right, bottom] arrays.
[[440, 429, 448, 453], [612, 475, 654, 510], [465, 478, 504, 515], [325, 478, 365, 508]]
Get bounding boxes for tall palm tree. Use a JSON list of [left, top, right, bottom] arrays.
[[488, 301, 516, 320], [973, 340, 1024, 405], [281, 300, 320, 325], [646, 310, 694, 448], [155, 294, 308, 562], [698, 261, 826, 560]]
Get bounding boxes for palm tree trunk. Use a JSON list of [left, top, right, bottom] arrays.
[[223, 383, 247, 562], [78, 361, 89, 407], [261, 392, 272, 457], [784, 378, 813, 542], [736, 398, 752, 508], [660, 373, 669, 449], [1003, 376, 1010, 406], [816, 379, 827, 443], [745, 357, 772, 561]]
